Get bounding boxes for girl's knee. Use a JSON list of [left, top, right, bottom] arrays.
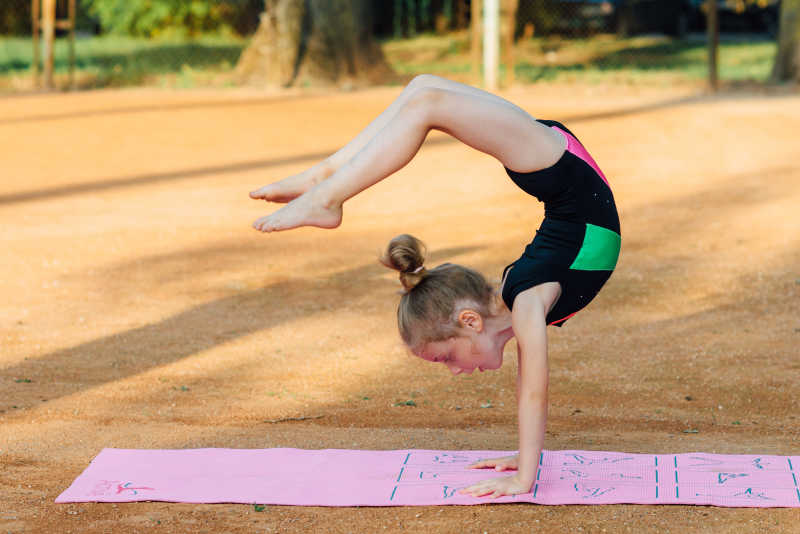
[[404, 86, 446, 118], [407, 74, 442, 92]]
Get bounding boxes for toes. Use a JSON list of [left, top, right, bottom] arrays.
[[253, 216, 273, 232], [249, 185, 273, 199]]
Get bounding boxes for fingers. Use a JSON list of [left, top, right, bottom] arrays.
[[459, 485, 507, 498], [469, 456, 517, 470], [459, 479, 508, 498], [458, 485, 495, 498], [468, 462, 510, 471]]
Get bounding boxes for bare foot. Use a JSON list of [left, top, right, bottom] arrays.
[[249, 163, 335, 204], [252, 187, 343, 233]]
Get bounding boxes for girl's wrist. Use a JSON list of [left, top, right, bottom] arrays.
[[512, 466, 537, 486]]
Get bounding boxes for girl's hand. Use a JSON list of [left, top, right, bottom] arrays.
[[467, 454, 518, 471], [458, 473, 532, 498]]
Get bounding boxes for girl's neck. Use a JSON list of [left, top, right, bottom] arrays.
[[486, 306, 515, 347]]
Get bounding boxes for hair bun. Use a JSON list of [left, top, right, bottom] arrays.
[[380, 234, 427, 291]]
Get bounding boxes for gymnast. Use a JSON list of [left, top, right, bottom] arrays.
[[249, 74, 621, 498]]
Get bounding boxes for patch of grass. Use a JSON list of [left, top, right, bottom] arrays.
[[383, 30, 777, 86], [0, 34, 245, 90], [0, 30, 777, 92]]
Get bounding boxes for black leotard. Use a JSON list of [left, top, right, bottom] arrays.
[[501, 119, 621, 326]]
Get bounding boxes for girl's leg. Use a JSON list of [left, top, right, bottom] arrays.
[[253, 86, 564, 233], [249, 75, 536, 203]]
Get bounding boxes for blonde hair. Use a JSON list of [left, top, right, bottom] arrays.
[[379, 234, 495, 350]]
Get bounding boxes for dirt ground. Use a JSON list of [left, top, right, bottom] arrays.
[[1, 81, 799, 533]]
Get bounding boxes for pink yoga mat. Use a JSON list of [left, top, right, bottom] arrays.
[[56, 448, 800, 507]]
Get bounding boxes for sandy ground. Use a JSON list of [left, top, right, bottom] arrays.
[[1, 82, 799, 533]]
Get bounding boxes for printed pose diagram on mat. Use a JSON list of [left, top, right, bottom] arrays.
[[386, 451, 796, 504], [250, 73, 619, 498]]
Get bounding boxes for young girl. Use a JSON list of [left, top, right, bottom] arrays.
[[249, 74, 620, 499]]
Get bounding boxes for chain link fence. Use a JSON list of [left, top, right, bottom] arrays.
[[504, 0, 779, 87], [0, 0, 780, 92], [0, 0, 260, 91]]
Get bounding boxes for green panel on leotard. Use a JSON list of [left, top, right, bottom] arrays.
[[569, 223, 621, 271]]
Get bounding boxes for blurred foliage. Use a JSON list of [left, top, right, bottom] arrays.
[[83, 0, 263, 37], [1, 0, 781, 38], [0, 0, 98, 34], [378, 0, 470, 38], [0, 0, 263, 37]]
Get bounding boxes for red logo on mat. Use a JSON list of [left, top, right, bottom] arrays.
[[116, 482, 155, 495]]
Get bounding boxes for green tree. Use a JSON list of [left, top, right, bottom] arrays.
[[83, 0, 259, 37]]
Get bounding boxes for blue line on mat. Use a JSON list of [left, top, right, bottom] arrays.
[[789, 458, 800, 504], [673, 456, 679, 498], [390, 486, 397, 501], [403, 453, 410, 465], [655, 456, 659, 499], [534, 483, 538, 498], [397, 467, 405, 482]]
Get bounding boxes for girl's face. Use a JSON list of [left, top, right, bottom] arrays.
[[418, 331, 503, 375]]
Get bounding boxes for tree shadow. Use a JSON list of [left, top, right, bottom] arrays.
[[1, 244, 481, 413], [0, 136, 456, 206], [596, 164, 799, 316], [0, 93, 307, 126], [3, 84, 793, 210]]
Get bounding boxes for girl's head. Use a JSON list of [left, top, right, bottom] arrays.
[[380, 234, 507, 373]]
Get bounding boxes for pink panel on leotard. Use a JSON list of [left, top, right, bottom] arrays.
[[551, 126, 610, 187]]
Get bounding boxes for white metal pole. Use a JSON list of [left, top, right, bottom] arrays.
[[483, 0, 499, 90]]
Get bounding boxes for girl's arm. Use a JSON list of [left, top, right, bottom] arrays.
[[460, 283, 555, 498], [512, 288, 550, 489]]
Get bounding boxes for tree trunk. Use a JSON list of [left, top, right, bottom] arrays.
[[771, 0, 800, 82], [236, 0, 396, 88]]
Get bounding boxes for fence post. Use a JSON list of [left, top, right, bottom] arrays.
[[707, 0, 719, 91], [68, 0, 76, 89], [41, 0, 55, 89], [471, 0, 482, 85], [484, 0, 499, 90], [31, 0, 40, 87], [502, 0, 517, 89]]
